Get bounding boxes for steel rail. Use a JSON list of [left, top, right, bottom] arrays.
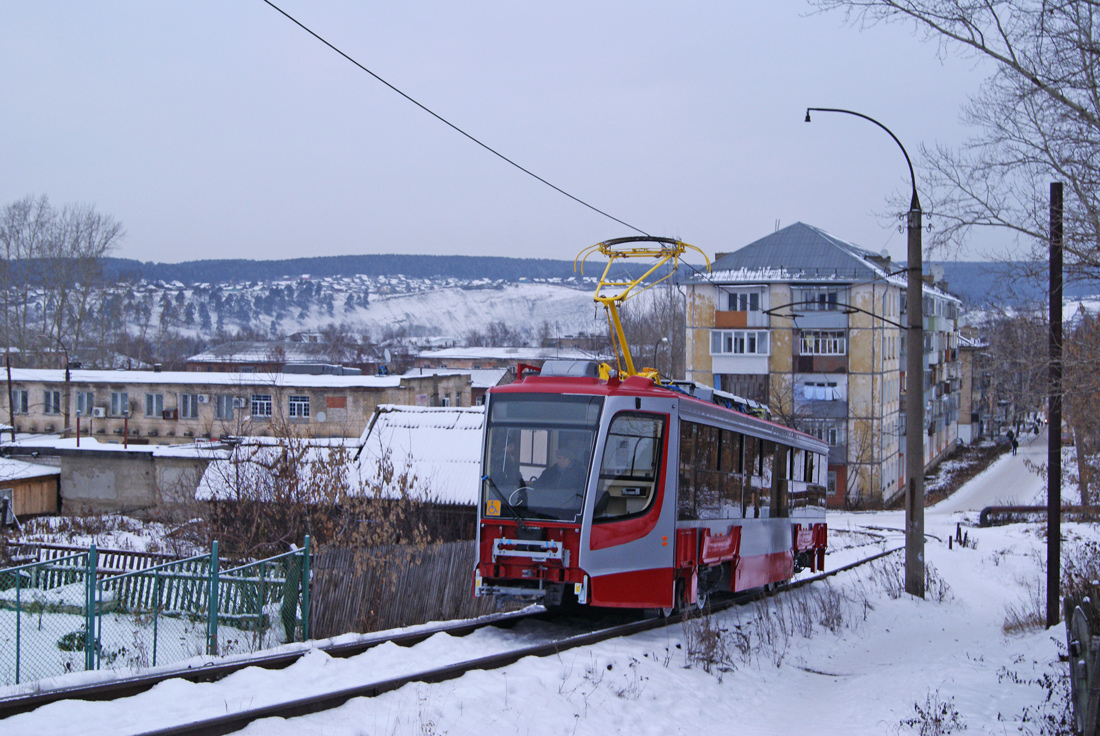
[[131, 546, 903, 736], [0, 609, 538, 720]]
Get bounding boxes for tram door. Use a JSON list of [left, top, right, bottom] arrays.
[[582, 404, 678, 608]]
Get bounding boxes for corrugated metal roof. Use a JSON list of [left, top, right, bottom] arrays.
[[700, 222, 891, 284]]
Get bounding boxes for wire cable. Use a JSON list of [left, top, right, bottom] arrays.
[[261, 0, 650, 237]]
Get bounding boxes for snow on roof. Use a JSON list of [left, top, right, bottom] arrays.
[[187, 341, 379, 364], [694, 222, 960, 301], [194, 406, 485, 505], [0, 456, 60, 481], [356, 405, 485, 505], [415, 346, 598, 361], [7, 368, 406, 389], [400, 367, 509, 389], [6, 434, 231, 458], [194, 437, 360, 501]]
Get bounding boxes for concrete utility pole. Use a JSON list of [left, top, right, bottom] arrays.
[[805, 107, 925, 597], [1047, 181, 1063, 628]]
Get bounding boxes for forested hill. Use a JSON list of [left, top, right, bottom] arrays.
[[103, 254, 592, 284], [102, 254, 1099, 306]]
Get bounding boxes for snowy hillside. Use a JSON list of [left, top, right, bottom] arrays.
[[339, 283, 605, 339]]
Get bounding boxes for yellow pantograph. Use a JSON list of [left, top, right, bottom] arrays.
[[575, 236, 710, 382]]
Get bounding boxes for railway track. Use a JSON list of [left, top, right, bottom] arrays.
[[1, 545, 900, 735]]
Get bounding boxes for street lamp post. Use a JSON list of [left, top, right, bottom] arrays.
[[39, 335, 72, 440], [652, 336, 670, 378], [805, 107, 925, 598]]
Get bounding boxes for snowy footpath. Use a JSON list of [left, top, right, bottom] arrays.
[[2, 433, 1082, 735]]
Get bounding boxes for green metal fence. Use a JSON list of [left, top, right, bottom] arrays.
[[0, 538, 310, 687]]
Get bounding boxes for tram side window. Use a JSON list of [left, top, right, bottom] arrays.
[[743, 436, 759, 517], [594, 413, 666, 521], [695, 423, 723, 519], [771, 443, 790, 518], [722, 429, 745, 518], [678, 421, 697, 520], [796, 448, 814, 510], [754, 440, 776, 518]]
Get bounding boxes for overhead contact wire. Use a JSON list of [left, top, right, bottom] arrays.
[[261, 0, 650, 237]]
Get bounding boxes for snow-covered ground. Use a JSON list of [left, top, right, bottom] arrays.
[[1, 429, 1083, 735]]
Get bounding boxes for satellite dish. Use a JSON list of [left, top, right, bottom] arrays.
[[316, 411, 327, 423], [384, 348, 392, 364], [880, 248, 890, 259]]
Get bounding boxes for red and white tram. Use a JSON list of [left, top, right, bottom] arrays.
[[474, 359, 829, 611]]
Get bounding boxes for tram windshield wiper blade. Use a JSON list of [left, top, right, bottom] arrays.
[[481, 475, 528, 530]]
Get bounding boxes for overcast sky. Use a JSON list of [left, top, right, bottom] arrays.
[[1, 2, 1003, 265]]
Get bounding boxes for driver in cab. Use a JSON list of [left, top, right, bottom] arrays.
[[535, 442, 587, 489]]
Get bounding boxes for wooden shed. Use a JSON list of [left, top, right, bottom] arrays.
[[0, 457, 61, 523]]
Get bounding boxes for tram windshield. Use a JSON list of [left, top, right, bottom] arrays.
[[481, 394, 603, 522]]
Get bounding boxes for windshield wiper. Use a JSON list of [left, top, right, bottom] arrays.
[[481, 475, 528, 530]]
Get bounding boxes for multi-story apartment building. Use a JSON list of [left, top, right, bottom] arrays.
[[0, 368, 471, 444], [684, 223, 961, 508]]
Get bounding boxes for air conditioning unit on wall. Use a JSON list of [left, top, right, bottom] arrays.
[[162, 409, 178, 420], [92, 407, 107, 418], [197, 394, 209, 403], [233, 398, 246, 408]]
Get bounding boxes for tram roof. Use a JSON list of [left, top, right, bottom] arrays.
[[490, 373, 828, 455]]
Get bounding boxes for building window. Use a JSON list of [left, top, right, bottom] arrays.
[[43, 390, 61, 415], [794, 286, 847, 311], [251, 394, 273, 417], [145, 393, 164, 417], [800, 330, 846, 355], [710, 330, 770, 355], [75, 391, 95, 416], [806, 420, 843, 444], [111, 391, 129, 416], [12, 389, 28, 415], [727, 291, 761, 312], [440, 395, 451, 407], [802, 381, 841, 401], [288, 395, 310, 419], [215, 394, 235, 420], [179, 393, 200, 420]]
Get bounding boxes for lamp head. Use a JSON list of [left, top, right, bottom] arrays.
[[804, 110, 812, 123]]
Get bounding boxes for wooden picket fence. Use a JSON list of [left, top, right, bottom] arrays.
[[2, 542, 293, 620], [4, 542, 179, 588], [310, 540, 505, 638]]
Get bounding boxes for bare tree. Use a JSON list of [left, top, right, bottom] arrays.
[[1064, 308, 1100, 504], [0, 195, 123, 362], [618, 283, 687, 379], [465, 320, 529, 348], [812, 0, 1100, 278], [981, 309, 1050, 431]]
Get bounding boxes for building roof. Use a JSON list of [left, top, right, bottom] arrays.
[[693, 222, 960, 302], [187, 341, 378, 364], [701, 222, 894, 284], [401, 367, 508, 389], [0, 456, 60, 481], [415, 346, 600, 362], [195, 405, 485, 505], [355, 404, 484, 505], [6, 367, 411, 390]]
